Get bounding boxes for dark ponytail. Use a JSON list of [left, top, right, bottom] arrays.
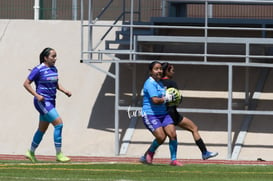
[[161, 62, 172, 77], [39, 47, 53, 64]]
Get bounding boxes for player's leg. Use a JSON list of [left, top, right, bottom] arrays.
[[178, 117, 218, 159], [163, 115, 182, 166], [140, 115, 166, 164], [25, 119, 49, 163], [150, 128, 166, 152], [178, 117, 201, 141], [142, 127, 166, 164], [46, 108, 70, 162]]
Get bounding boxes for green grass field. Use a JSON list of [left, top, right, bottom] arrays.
[[0, 160, 273, 181]]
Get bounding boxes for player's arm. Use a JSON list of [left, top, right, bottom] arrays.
[[23, 79, 44, 101], [149, 88, 172, 104], [151, 94, 174, 104], [151, 97, 165, 104], [148, 89, 165, 104], [57, 82, 72, 97]]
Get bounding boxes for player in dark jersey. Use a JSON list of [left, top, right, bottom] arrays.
[[23, 47, 71, 163], [161, 62, 218, 160]]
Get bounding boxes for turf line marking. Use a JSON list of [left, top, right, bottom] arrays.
[[0, 166, 142, 172], [0, 166, 273, 175], [0, 176, 100, 181]]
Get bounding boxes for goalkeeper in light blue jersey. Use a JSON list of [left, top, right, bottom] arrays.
[[23, 47, 71, 163]]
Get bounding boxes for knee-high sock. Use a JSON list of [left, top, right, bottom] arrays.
[[30, 130, 45, 152], [148, 139, 160, 153], [195, 138, 207, 154], [169, 139, 178, 161], [54, 124, 63, 154]]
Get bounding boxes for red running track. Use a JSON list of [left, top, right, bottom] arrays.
[[0, 154, 273, 165]]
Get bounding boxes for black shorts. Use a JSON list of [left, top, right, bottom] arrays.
[[167, 106, 184, 126]]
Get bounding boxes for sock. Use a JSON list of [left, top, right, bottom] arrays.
[[148, 139, 160, 153], [54, 124, 63, 154], [30, 130, 44, 152], [196, 138, 207, 154], [169, 139, 178, 161]]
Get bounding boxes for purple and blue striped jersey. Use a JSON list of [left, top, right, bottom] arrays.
[[28, 63, 58, 101]]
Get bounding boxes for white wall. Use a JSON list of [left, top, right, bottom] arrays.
[[0, 20, 116, 156]]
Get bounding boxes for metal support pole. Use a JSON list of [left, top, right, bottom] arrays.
[[33, 0, 40, 20], [122, 0, 126, 22], [138, 0, 141, 21], [52, 0, 57, 19], [208, 4, 213, 18], [80, 0, 84, 61], [88, 0, 93, 59], [245, 68, 250, 107], [245, 43, 250, 106], [129, 0, 134, 60], [115, 62, 120, 155], [72, 0, 78, 20], [161, 0, 166, 17], [132, 36, 137, 104], [204, 0, 208, 62], [227, 65, 233, 159]]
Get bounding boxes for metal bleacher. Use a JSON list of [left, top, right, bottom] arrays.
[[81, 0, 273, 160]]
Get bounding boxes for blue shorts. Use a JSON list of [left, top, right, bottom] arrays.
[[142, 113, 174, 132], [34, 99, 60, 122]]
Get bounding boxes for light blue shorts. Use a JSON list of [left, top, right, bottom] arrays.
[[34, 99, 60, 122], [39, 108, 60, 122]]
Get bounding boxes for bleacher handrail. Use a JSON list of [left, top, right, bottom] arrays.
[[81, 0, 273, 159], [166, 0, 273, 4]]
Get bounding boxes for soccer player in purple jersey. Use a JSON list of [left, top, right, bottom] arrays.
[[139, 61, 182, 166], [161, 62, 218, 160], [23, 47, 71, 163]]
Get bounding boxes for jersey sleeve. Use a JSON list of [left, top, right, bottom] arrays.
[[28, 67, 40, 81]]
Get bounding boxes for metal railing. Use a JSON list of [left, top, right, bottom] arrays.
[[2, 0, 273, 20], [0, 0, 80, 20], [81, 0, 273, 160]]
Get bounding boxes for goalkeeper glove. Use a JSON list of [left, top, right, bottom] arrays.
[[163, 92, 174, 103]]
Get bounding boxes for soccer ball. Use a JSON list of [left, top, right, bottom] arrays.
[[166, 87, 182, 106]]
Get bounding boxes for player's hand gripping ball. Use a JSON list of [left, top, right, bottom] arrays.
[[166, 87, 182, 106]]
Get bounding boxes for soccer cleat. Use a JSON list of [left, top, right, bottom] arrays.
[[202, 151, 218, 160], [170, 160, 183, 166], [139, 151, 154, 164], [25, 150, 37, 163], [139, 155, 147, 163], [56, 152, 71, 162]]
